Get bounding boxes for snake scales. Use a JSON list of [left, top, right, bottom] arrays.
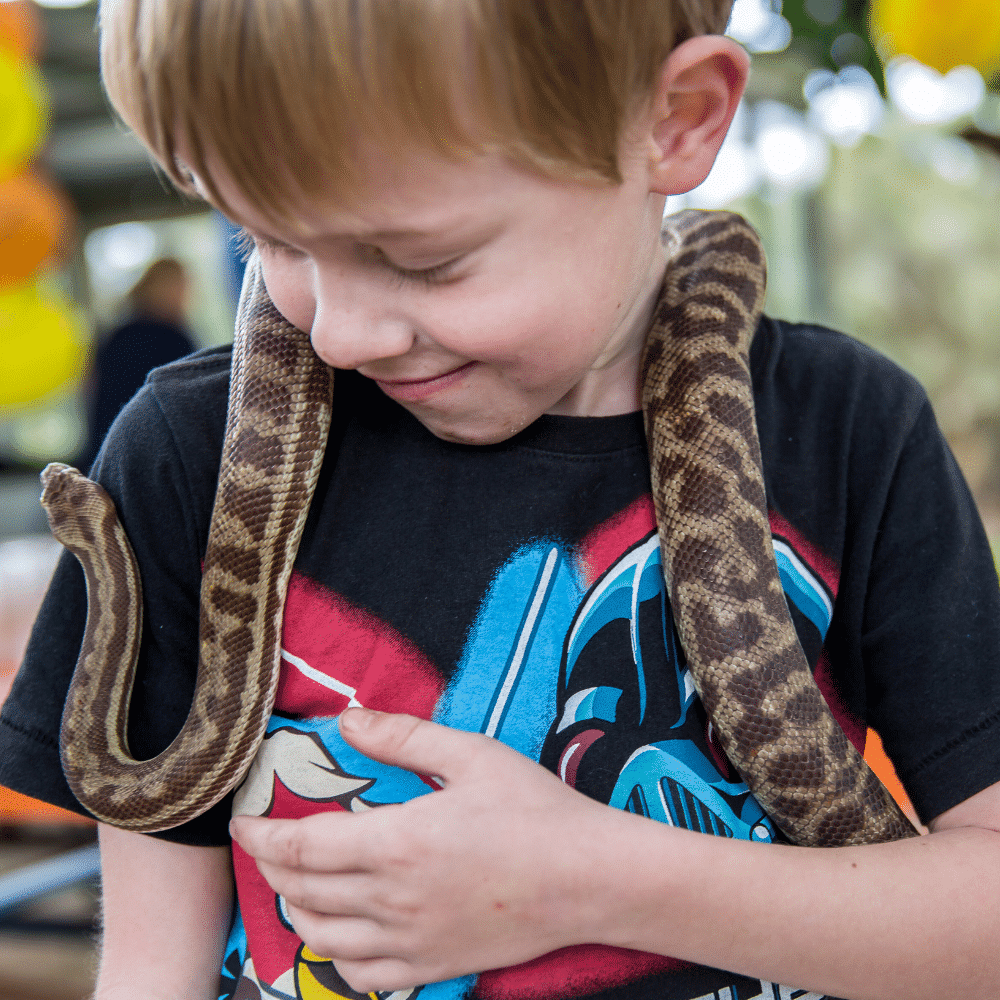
[[41, 209, 916, 845]]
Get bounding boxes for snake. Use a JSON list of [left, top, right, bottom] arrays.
[[40, 209, 917, 845]]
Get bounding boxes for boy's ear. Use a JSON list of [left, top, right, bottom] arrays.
[[642, 36, 750, 196]]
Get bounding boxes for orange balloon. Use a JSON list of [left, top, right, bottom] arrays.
[[0, 1, 42, 61], [0, 170, 72, 286]]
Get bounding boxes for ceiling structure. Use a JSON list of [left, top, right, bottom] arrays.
[[36, 1, 194, 228]]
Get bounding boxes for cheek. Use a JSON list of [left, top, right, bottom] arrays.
[[438, 282, 574, 363], [259, 259, 316, 332]]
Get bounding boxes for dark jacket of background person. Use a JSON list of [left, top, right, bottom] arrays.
[[83, 257, 195, 469]]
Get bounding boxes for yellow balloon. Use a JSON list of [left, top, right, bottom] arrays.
[[0, 48, 48, 182], [0, 283, 88, 408], [871, 0, 1000, 76]]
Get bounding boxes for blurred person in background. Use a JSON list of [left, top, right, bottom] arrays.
[[82, 256, 195, 468]]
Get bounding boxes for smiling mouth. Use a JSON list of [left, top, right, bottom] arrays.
[[372, 362, 476, 401]]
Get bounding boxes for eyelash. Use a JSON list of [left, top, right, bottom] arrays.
[[233, 227, 457, 287]]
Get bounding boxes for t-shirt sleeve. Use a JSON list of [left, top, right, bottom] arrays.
[[859, 399, 1000, 824], [0, 352, 233, 845]]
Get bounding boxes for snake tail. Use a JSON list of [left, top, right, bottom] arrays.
[[40, 259, 332, 832], [41, 462, 145, 814]]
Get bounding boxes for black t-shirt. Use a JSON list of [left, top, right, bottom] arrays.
[[3, 316, 999, 1000]]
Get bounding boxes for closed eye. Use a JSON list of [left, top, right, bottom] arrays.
[[367, 247, 460, 288], [233, 227, 304, 263], [234, 228, 463, 286]]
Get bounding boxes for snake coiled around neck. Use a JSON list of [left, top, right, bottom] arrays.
[[41, 210, 917, 845]]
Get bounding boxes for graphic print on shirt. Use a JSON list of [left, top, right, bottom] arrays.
[[219, 501, 842, 1000]]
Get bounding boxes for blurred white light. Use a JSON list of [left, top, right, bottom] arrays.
[[927, 136, 980, 187], [84, 222, 159, 301], [32, 0, 94, 7], [86, 221, 158, 272], [727, 0, 792, 53], [727, 0, 770, 41], [754, 103, 830, 191], [805, 65, 884, 147], [12, 408, 86, 464], [886, 58, 985, 125]]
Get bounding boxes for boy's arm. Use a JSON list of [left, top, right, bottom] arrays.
[[232, 710, 1000, 1000], [95, 824, 233, 1000]]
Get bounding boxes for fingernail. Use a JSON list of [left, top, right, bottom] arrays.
[[340, 706, 378, 734]]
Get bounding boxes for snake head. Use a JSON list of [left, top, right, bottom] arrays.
[[39, 463, 101, 539], [39, 462, 78, 507]]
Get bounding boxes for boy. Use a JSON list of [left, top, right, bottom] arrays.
[[2, 2, 999, 999]]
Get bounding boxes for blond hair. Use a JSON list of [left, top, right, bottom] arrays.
[[100, 0, 734, 225]]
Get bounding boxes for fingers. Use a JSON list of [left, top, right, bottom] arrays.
[[230, 810, 382, 873], [258, 867, 374, 921], [338, 708, 494, 783], [284, 903, 431, 992], [332, 957, 424, 996], [285, 909, 384, 962]]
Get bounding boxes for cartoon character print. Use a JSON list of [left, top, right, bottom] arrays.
[[219, 715, 476, 1000], [219, 500, 841, 1000], [538, 531, 777, 845]]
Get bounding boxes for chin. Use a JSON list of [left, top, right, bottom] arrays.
[[417, 410, 536, 447]]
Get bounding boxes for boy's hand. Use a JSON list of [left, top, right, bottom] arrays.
[[229, 708, 621, 994]]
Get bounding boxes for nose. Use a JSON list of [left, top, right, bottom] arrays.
[[309, 280, 415, 371]]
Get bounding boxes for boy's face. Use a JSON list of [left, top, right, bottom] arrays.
[[205, 139, 668, 445]]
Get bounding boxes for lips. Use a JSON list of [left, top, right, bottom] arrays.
[[372, 361, 476, 402]]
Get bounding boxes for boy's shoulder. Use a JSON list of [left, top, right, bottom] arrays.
[[754, 314, 925, 389], [145, 342, 234, 398], [752, 314, 931, 431]]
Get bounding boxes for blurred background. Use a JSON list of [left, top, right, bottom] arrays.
[[0, 0, 997, 996]]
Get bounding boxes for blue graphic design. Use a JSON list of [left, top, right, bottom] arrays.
[[555, 686, 622, 733], [219, 908, 248, 1000], [563, 535, 665, 724], [608, 740, 776, 842], [547, 532, 777, 845], [260, 715, 436, 805], [773, 539, 833, 638], [435, 542, 585, 759]]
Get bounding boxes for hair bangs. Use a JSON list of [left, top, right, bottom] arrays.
[[100, 0, 736, 223]]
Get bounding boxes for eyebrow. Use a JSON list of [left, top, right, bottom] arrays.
[[243, 217, 503, 252], [349, 218, 503, 245]]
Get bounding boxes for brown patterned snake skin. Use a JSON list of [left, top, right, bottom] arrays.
[[40, 210, 916, 845]]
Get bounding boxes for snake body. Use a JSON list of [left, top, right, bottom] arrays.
[[41, 210, 915, 844], [42, 262, 332, 831]]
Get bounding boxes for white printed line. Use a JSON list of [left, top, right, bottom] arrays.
[[280, 648, 363, 708], [483, 547, 559, 739]]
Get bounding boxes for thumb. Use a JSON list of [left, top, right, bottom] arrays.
[[338, 708, 481, 784]]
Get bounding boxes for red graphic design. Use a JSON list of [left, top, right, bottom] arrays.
[[278, 572, 446, 718], [235, 573, 446, 987], [558, 729, 605, 788], [474, 945, 687, 1000], [576, 496, 656, 588], [768, 510, 839, 599], [234, 779, 356, 984]]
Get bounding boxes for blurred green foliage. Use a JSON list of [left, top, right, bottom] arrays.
[[781, 0, 1000, 93], [783, 0, 887, 92]]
